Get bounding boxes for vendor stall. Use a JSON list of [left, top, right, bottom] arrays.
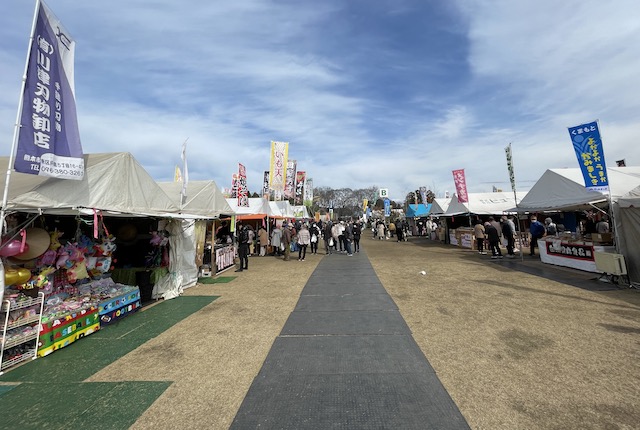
[[538, 237, 615, 273], [517, 166, 640, 281]]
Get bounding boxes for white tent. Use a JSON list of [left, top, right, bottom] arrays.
[[225, 197, 279, 219], [268, 201, 285, 219], [5, 153, 180, 216], [154, 181, 235, 299], [443, 192, 526, 216], [158, 180, 233, 219], [517, 167, 640, 285], [291, 205, 309, 219], [516, 167, 640, 212], [613, 183, 640, 285], [430, 199, 447, 215], [274, 200, 295, 219]]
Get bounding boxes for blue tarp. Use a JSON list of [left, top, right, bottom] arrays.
[[406, 203, 432, 218]]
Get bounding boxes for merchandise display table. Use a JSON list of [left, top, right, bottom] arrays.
[[538, 238, 615, 273], [38, 305, 100, 357], [98, 285, 141, 325]]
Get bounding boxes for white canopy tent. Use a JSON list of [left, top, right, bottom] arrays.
[[292, 205, 310, 219], [1, 152, 222, 302], [516, 167, 640, 285], [155, 181, 235, 299], [430, 199, 447, 215], [5, 153, 180, 216], [443, 192, 526, 216], [274, 200, 295, 219], [225, 197, 280, 219], [515, 167, 640, 212]]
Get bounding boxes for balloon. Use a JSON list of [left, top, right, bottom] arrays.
[[0, 240, 28, 258], [5, 268, 32, 286]]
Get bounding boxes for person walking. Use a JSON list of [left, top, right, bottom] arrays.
[[485, 221, 502, 259], [337, 220, 346, 252], [352, 221, 362, 252], [236, 224, 250, 271], [257, 225, 269, 257], [282, 223, 292, 261], [529, 216, 545, 257], [473, 220, 486, 255], [396, 221, 404, 242], [309, 222, 320, 255], [344, 219, 354, 256], [297, 223, 311, 261], [376, 221, 385, 240], [323, 220, 333, 254], [331, 222, 340, 253]]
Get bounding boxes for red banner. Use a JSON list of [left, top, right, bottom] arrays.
[[452, 169, 469, 203]]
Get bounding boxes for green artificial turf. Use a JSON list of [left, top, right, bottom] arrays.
[[0, 296, 218, 429], [198, 276, 236, 284]]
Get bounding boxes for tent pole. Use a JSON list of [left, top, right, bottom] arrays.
[[0, 0, 41, 305]]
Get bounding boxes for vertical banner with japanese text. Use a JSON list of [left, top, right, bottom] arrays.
[[304, 178, 313, 203], [269, 141, 288, 200], [452, 169, 469, 203], [15, 1, 84, 179], [262, 171, 270, 198], [230, 173, 238, 198], [568, 121, 609, 192], [505, 143, 517, 195], [295, 170, 305, 204], [284, 159, 297, 199], [237, 163, 248, 207]]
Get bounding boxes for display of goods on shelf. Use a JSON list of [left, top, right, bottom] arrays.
[[1, 292, 44, 374]]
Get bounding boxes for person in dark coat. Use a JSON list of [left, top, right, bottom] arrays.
[[485, 222, 503, 259]]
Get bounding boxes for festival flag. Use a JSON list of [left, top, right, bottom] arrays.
[[568, 121, 609, 192], [363, 198, 368, 213], [295, 170, 306, 204], [14, 1, 84, 179], [262, 170, 270, 198], [180, 139, 189, 205], [237, 163, 249, 207], [284, 159, 297, 199], [452, 169, 469, 203], [505, 143, 517, 195], [269, 141, 288, 200], [230, 173, 238, 198], [174, 166, 182, 182], [304, 178, 314, 203], [419, 186, 428, 206]]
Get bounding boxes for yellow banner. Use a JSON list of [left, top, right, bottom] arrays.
[[269, 141, 288, 196]]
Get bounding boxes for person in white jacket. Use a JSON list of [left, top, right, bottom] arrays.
[[297, 224, 311, 261]]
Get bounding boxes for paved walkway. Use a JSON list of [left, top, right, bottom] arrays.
[[230, 251, 470, 429]]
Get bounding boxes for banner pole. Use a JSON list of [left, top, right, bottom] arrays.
[[0, 0, 41, 305]]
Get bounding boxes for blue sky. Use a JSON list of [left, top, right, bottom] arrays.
[[1, 0, 638, 201]]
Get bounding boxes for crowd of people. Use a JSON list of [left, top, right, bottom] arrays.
[[225, 211, 601, 271], [227, 216, 435, 269]]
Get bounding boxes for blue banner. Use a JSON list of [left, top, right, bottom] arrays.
[[384, 198, 390, 217], [15, 1, 84, 179], [568, 121, 609, 192]]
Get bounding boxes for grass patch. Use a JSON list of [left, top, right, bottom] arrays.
[[198, 276, 236, 284]]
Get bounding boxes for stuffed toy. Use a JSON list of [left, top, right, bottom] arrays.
[[49, 229, 63, 251]]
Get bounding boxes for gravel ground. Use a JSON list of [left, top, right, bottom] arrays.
[[87, 236, 640, 430]]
